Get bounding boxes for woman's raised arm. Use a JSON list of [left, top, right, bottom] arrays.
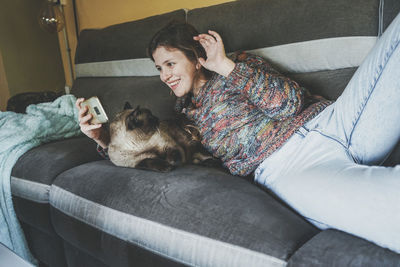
[[193, 30, 235, 77]]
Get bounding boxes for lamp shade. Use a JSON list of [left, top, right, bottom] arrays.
[[38, 0, 65, 33]]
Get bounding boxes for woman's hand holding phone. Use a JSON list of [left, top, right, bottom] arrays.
[[76, 98, 110, 148]]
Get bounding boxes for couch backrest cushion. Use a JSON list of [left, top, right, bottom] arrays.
[[74, 9, 186, 78], [75, 9, 186, 64], [72, 10, 186, 121], [187, 0, 400, 100]]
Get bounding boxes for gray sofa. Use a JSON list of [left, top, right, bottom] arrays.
[[10, 0, 400, 266]]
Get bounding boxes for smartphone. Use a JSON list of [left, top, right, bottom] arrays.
[[80, 96, 109, 124]]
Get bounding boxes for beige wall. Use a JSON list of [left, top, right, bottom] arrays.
[[0, 0, 66, 104], [0, 50, 10, 111], [59, 0, 234, 87], [75, 0, 235, 31]]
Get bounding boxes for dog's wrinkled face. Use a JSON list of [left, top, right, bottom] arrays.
[[110, 103, 160, 141]]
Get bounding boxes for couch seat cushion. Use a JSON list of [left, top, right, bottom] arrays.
[[50, 161, 319, 267], [287, 229, 400, 266], [11, 137, 103, 234], [11, 137, 102, 201]]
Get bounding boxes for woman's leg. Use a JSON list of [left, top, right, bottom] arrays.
[[255, 131, 400, 253], [255, 12, 400, 254], [312, 12, 400, 165]]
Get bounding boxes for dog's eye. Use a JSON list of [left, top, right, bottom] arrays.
[[134, 119, 143, 128], [126, 116, 143, 130], [126, 114, 136, 130]]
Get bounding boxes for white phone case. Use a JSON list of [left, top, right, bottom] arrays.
[[81, 96, 109, 124]]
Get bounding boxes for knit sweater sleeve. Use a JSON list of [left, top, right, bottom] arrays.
[[225, 52, 306, 121]]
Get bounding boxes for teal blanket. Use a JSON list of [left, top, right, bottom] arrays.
[[0, 94, 82, 265]]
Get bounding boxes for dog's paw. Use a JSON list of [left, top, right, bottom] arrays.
[[155, 161, 176, 172], [136, 158, 175, 172], [166, 149, 183, 166], [199, 157, 222, 168]]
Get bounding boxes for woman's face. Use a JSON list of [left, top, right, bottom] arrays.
[[153, 46, 201, 97]]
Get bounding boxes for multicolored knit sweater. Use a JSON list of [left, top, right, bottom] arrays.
[[176, 52, 333, 176]]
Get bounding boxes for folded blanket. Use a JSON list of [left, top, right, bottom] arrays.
[[0, 94, 82, 265]]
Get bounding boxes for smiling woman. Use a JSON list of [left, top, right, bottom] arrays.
[[153, 47, 204, 97], [149, 21, 235, 98]]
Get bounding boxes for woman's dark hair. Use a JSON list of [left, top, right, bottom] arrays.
[[147, 22, 212, 78]]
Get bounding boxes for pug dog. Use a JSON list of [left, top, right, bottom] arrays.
[[108, 103, 220, 172]]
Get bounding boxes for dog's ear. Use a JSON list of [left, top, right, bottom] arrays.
[[124, 102, 133, 110]]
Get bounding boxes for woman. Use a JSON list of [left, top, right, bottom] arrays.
[[76, 16, 400, 253]]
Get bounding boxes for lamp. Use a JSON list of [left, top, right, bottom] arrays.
[[38, 0, 74, 94], [38, 0, 65, 33]]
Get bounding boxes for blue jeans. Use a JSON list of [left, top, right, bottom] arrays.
[[255, 12, 400, 253]]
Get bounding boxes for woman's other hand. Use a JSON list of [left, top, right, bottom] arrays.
[[75, 98, 110, 148], [193, 30, 235, 77]]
